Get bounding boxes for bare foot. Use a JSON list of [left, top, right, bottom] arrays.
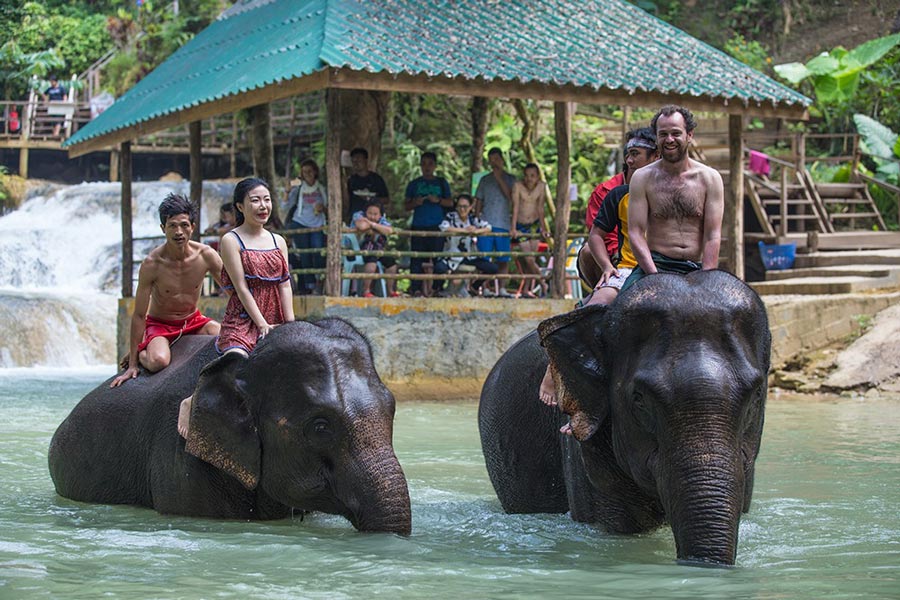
[[177, 396, 192, 439], [559, 421, 573, 436], [539, 365, 557, 406]]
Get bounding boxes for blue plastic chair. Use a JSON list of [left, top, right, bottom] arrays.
[[342, 233, 386, 297]]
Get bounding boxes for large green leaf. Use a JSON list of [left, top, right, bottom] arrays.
[[894, 137, 900, 159], [806, 53, 840, 75], [854, 114, 898, 160], [773, 61, 810, 84], [835, 72, 861, 101], [812, 75, 840, 103], [847, 32, 900, 69]]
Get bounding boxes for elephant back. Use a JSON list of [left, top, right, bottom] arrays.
[[48, 335, 219, 504]]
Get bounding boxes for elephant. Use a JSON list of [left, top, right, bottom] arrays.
[[49, 318, 411, 536], [478, 270, 770, 565]]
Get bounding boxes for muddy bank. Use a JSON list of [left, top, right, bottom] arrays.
[[772, 301, 900, 398]]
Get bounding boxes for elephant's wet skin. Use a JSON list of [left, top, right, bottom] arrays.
[[479, 270, 770, 565], [48, 319, 412, 536]]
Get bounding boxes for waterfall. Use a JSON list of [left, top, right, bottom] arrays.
[[0, 181, 234, 368]]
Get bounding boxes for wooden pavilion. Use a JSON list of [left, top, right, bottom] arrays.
[[63, 0, 810, 297]]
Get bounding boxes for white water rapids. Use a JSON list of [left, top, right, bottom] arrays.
[[0, 181, 234, 368]]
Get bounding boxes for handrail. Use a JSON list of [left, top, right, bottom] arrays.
[[134, 227, 583, 295], [743, 147, 796, 170], [858, 172, 900, 195]]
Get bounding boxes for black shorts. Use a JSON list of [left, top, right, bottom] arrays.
[[364, 256, 396, 269]]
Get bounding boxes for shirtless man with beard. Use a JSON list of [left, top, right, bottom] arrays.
[[623, 105, 724, 291], [111, 193, 223, 388]]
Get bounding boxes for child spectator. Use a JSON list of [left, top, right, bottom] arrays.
[[285, 159, 327, 295], [352, 201, 400, 298]]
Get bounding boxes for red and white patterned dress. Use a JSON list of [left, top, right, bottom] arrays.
[[215, 230, 290, 354]]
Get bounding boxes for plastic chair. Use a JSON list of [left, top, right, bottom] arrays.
[[544, 237, 585, 300], [341, 233, 386, 297]]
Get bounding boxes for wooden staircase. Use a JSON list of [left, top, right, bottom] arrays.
[[810, 180, 887, 231], [745, 168, 832, 236]]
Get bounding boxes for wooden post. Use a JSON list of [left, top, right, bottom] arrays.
[[230, 113, 237, 178], [551, 101, 572, 299], [18, 147, 29, 179], [18, 93, 32, 178], [189, 120, 202, 240], [109, 149, 119, 182], [779, 167, 788, 239], [727, 113, 745, 279], [620, 106, 631, 171], [324, 89, 343, 296], [120, 141, 134, 298]]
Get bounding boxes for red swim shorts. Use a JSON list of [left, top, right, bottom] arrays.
[[137, 309, 214, 353]]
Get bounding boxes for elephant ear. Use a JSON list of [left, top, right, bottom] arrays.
[[184, 352, 260, 490], [538, 305, 608, 442]]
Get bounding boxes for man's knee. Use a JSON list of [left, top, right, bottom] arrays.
[[140, 341, 171, 373]]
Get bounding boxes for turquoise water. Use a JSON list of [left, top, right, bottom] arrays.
[[0, 370, 898, 599]]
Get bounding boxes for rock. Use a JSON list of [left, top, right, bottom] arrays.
[[823, 303, 900, 390], [773, 370, 819, 392], [159, 171, 184, 182]]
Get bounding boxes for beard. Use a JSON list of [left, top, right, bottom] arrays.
[[661, 143, 688, 163]]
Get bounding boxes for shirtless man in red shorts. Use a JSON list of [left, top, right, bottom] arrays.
[[111, 193, 223, 388]]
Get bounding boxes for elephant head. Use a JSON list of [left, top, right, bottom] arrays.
[[540, 270, 770, 565], [185, 318, 411, 536]]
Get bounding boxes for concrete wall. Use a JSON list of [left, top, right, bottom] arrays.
[[118, 291, 900, 399], [765, 292, 900, 368]]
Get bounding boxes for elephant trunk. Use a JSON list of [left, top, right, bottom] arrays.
[[342, 443, 412, 536], [663, 446, 744, 566]]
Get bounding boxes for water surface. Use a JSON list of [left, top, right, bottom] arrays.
[[1, 372, 897, 599]]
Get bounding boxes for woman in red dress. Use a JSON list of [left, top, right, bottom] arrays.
[[178, 177, 294, 438]]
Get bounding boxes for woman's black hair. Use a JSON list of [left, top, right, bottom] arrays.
[[232, 177, 270, 226]]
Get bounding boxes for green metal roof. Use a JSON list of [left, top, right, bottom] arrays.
[[65, 0, 810, 150]]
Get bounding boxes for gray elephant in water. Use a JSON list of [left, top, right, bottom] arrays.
[[479, 270, 770, 565], [49, 319, 411, 536]]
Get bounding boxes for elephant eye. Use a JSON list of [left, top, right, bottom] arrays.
[[306, 417, 333, 441], [632, 392, 656, 433]]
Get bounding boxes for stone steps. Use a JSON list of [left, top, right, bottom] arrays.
[[750, 251, 900, 295]]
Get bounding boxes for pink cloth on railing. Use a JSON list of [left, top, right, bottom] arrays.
[[749, 150, 771, 177]]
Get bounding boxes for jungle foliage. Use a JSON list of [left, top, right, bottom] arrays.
[[0, 0, 225, 99]]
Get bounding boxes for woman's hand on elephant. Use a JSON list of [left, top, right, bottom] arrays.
[[110, 366, 140, 388], [257, 322, 276, 341]]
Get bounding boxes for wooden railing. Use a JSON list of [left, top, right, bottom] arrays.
[[131, 227, 586, 299]]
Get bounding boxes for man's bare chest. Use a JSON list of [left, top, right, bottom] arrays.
[[651, 178, 705, 220]]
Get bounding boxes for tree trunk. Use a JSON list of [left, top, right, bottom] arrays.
[[470, 96, 489, 174], [333, 89, 390, 169], [512, 98, 539, 165], [248, 103, 282, 225]]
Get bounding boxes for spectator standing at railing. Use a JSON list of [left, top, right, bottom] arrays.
[[285, 159, 327, 295], [404, 151, 453, 297], [474, 147, 516, 297], [352, 200, 401, 298], [42, 76, 68, 138], [511, 163, 550, 298], [345, 147, 389, 225], [434, 194, 498, 297]]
